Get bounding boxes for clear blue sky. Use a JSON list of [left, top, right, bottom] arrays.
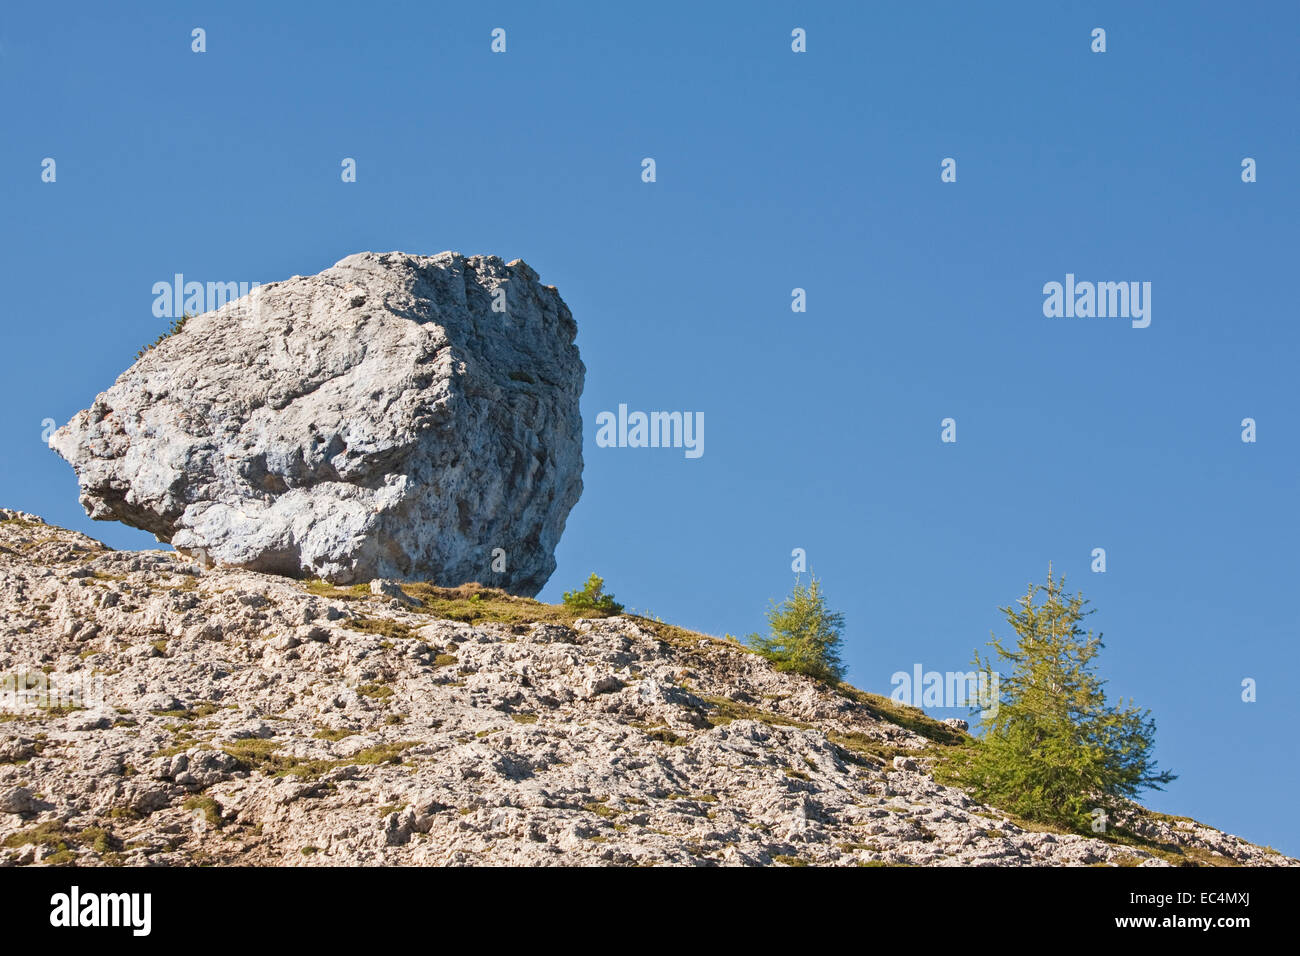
[[2, 2, 1297, 855]]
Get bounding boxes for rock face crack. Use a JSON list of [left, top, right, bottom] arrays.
[[51, 250, 584, 595]]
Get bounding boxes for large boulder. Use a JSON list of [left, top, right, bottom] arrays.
[[51, 251, 584, 595]]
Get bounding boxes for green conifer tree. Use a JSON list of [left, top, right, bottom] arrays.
[[961, 567, 1175, 831], [561, 574, 623, 615], [747, 575, 847, 683]]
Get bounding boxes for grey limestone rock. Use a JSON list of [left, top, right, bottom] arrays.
[[51, 251, 584, 595]]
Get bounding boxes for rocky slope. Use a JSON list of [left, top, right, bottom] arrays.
[[0, 510, 1291, 867]]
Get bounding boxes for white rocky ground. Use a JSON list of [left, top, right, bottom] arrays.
[[0, 510, 1292, 867]]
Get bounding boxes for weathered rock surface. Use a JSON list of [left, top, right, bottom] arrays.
[[51, 251, 584, 595], [0, 512, 1292, 868]]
